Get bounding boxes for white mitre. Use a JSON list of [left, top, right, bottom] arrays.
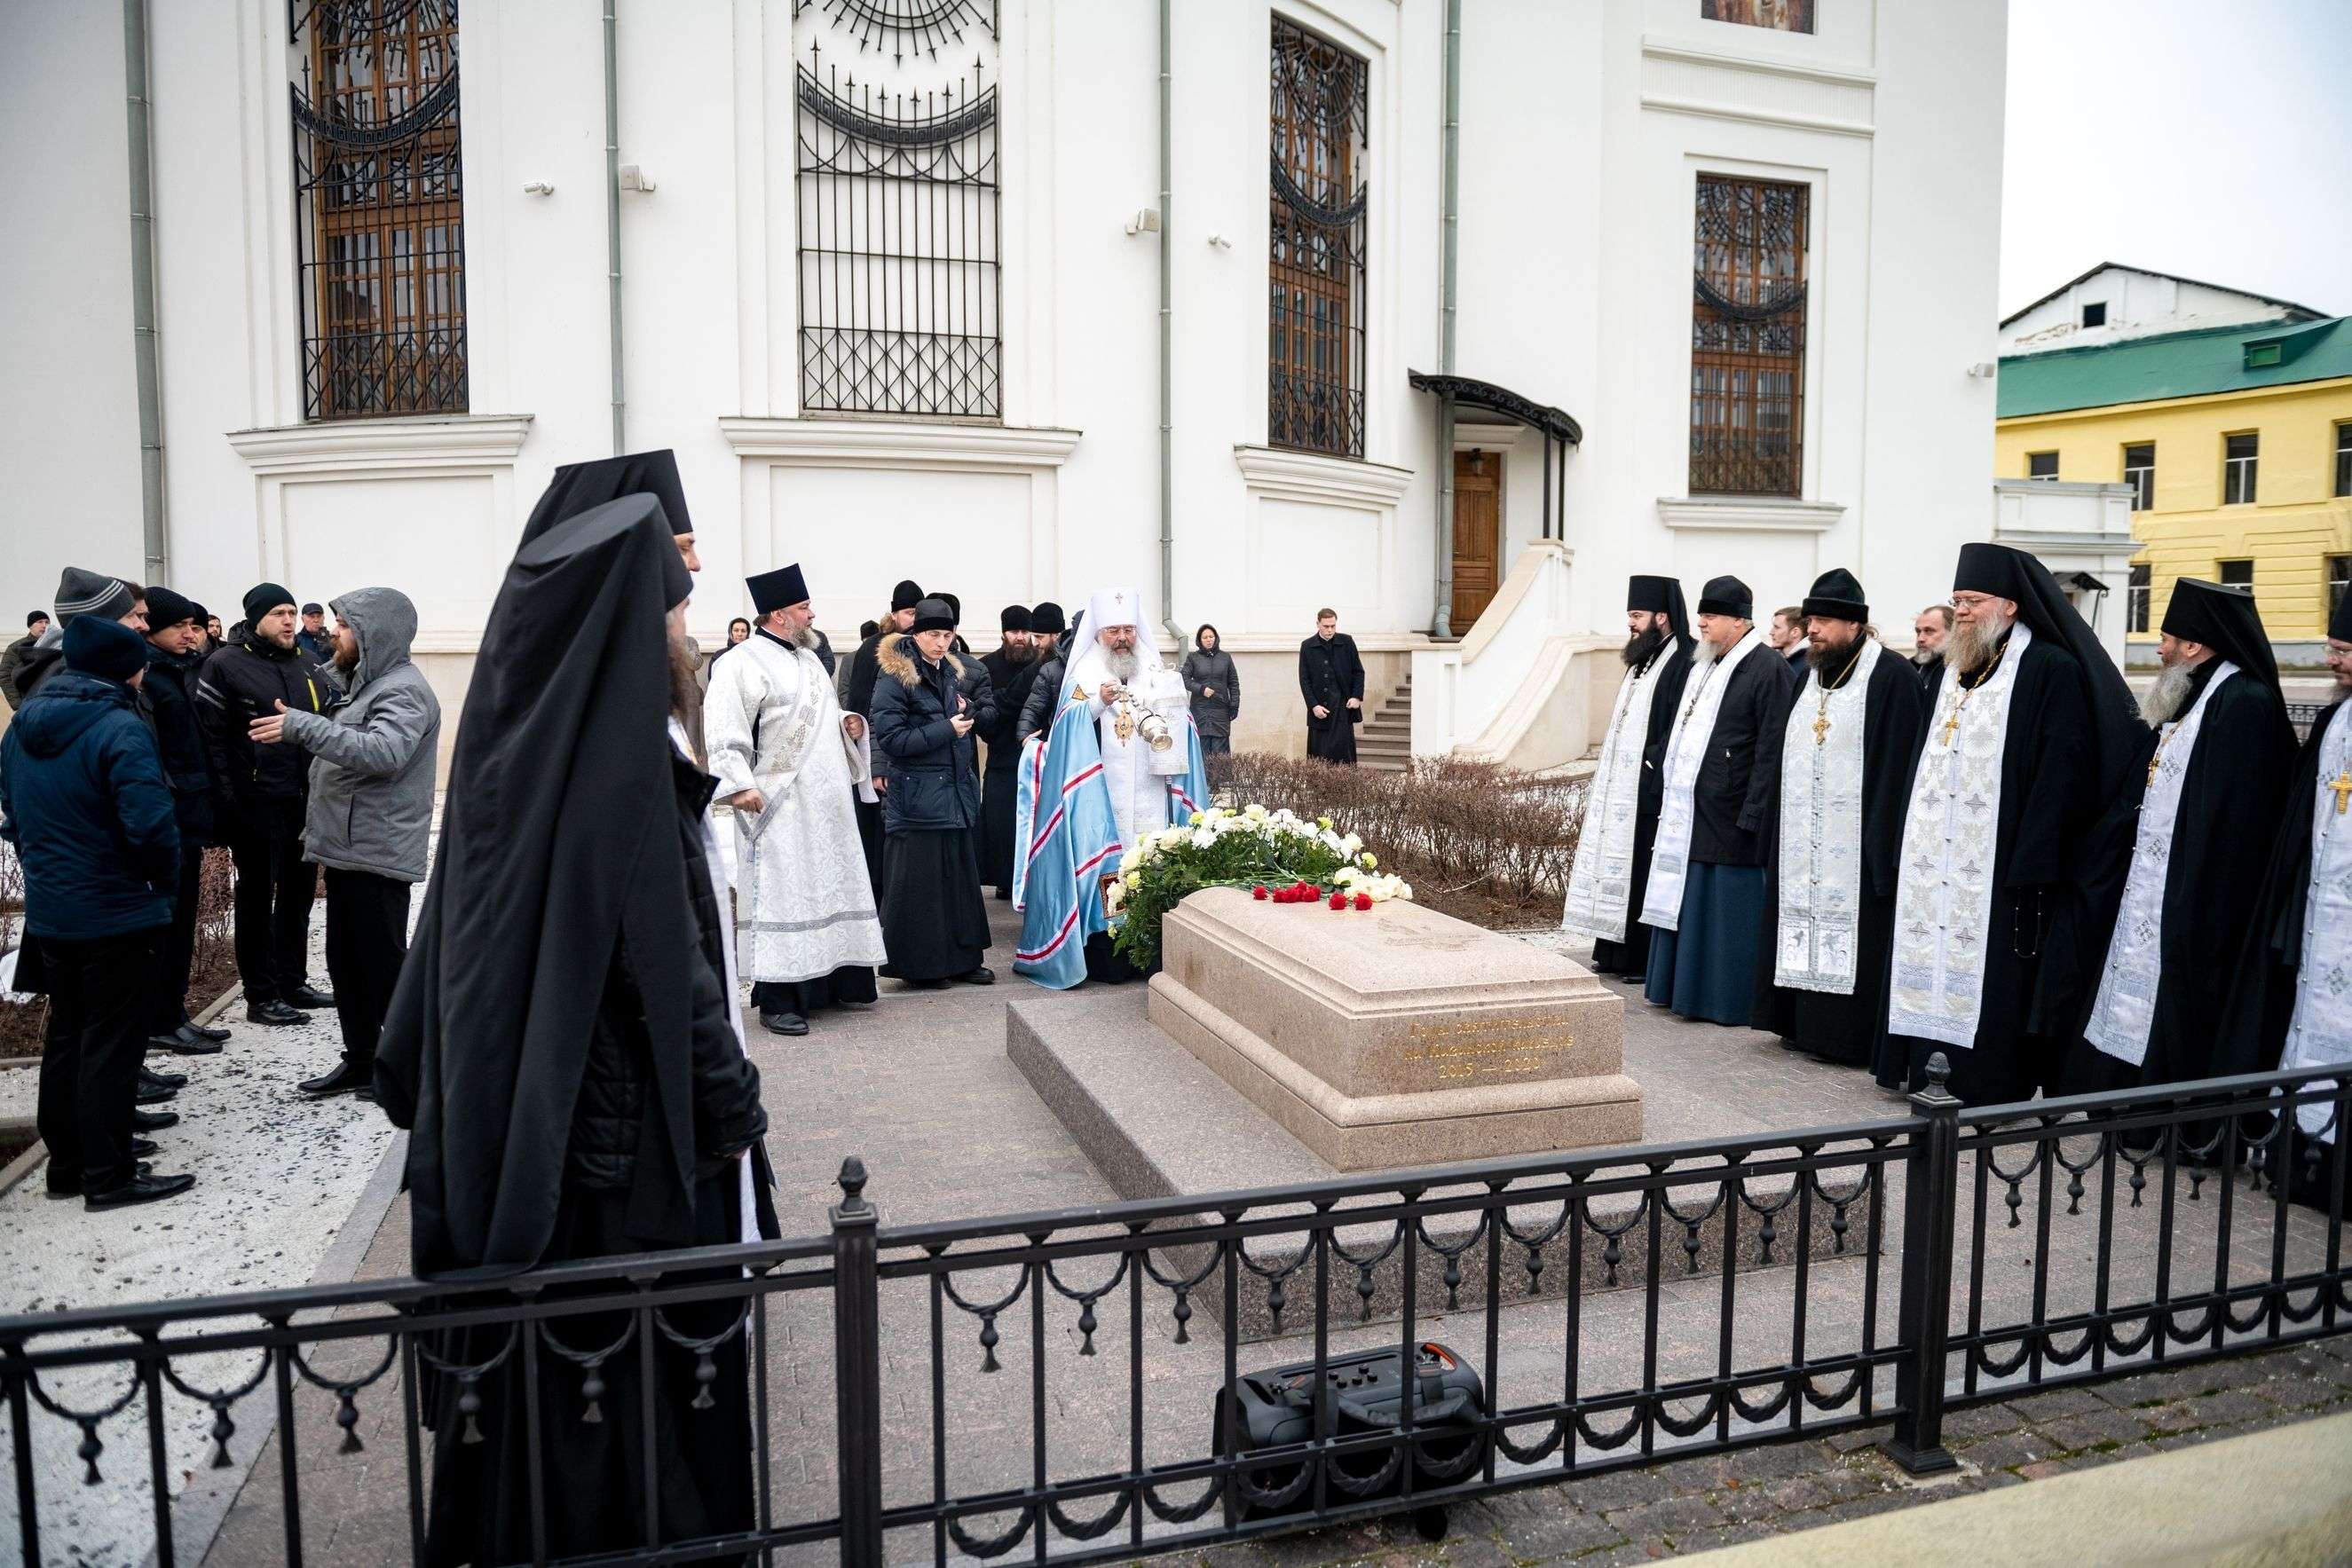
[[1067, 586, 1187, 708]]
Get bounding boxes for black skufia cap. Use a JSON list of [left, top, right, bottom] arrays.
[[1030, 601, 1067, 635], [892, 579, 925, 611], [909, 597, 957, 634], [1696, 575, 1752, 619], [747, 563, 809, 616], [1802, 568, 1867, 623], [999, 603, 1033, 633]]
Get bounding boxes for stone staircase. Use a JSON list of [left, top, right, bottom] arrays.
[[1355, 677, 1412, 772]]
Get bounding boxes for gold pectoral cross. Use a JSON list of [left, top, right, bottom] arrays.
[[2330, 768, 2352, 816], [1812, 711, 1831, 747], [1113, 700, 1135, 744], [1940, 708, 1961, 747]]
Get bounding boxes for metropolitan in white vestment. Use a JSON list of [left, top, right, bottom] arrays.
[[704, 563, 888, 1036]]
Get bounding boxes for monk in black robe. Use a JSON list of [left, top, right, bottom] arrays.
[[1750, 570, 1924, 1067], [375, 495, 777, 1565], [2214, 590, 2352, 1211], [2063, 579, 2296, 1097], [1879, 543, 2142, 1103], [980, 604, 1046, 896], [1583, 575, 1694, 979], [1298, 611, 1365, 763], [841, 579, 926, 895]]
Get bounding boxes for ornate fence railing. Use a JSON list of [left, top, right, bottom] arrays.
[[4, 1060, 2344, 1566]]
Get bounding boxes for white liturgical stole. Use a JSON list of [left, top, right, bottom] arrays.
[[2085, 663, 2236, 1067], [1561, 650, 1670, 942], [1886, 620, 2034, 1051], [1774, 638, 1882, 995], [2281, 702, 2352, 1143], [1640, 628, 1765, 933]]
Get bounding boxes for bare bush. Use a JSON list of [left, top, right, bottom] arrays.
[[1206, 752, 1585, 926]]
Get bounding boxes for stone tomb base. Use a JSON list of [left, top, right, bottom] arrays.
[[1146, 887, 1638, 1170]]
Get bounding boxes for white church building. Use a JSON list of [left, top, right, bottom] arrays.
[[4, 0, 2012, 764]]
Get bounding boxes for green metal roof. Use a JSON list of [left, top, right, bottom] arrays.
[[1996, 315, 2352, 420]]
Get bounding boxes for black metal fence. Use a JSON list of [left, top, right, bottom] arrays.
[[4, 1060, 2344, 1566]]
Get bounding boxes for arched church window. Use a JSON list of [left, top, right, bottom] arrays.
[[292, 0, 467, 422]]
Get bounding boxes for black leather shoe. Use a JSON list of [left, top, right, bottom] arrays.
[[84, 1171, 196, 1210], [48, 1162, 151, 1199], [129, 1137, 159, 1158], [248, 999, 310, 1026], [135, 1076, 179, 1105], [299, 1060, 375, 1097], [287, 985, 336, 1010], [957, 966, 996, 986], [148, 1025, 223, 1056], [141, 1065, 188, 1090], [130, 1108, 180, 1132], [759, 1010, 811, 1036], [179, 1014, 232, 1044]]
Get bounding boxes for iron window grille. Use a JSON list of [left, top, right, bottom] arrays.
[[1689, 176, 1808, 497], [1268, 19, 1369, 461], [2026, 452, 2058, 482], [291, 0, 467, 422], [2223, 432, 2259, 505], [2127, 563, 2151, 634], [793, 17, 1002, 421], [2123, 443, 2154, 511]]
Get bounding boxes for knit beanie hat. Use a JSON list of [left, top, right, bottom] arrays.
[[243, 582, 296, 625], [891, 579, 925, 611], [144, 587, 200, 630], [64, 616, 146, 683], [909, 597, 957, 634], [55, 566, 136, 626]]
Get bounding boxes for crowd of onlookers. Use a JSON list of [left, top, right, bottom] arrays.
[[1, 571, 438, 1209]]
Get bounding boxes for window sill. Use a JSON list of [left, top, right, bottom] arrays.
[[1654, 495, 1843, 533], [1234, 445, 1415, 508], [719, 417, 1081, 469], [225, 414, 533, 474]]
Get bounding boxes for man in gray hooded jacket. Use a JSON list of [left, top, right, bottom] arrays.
[[249, 587, 439, 1097]]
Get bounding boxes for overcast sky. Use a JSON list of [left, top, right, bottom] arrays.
[[2000, 0, 2352, 319]]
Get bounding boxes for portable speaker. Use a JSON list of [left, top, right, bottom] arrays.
[[1212, 1342, 1488, 1524]]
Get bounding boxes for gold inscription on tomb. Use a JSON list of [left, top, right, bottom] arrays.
[[1400, 1019, 1571, 1083]]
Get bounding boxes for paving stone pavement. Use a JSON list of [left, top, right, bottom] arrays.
[[179, 905, 2352, 1564]]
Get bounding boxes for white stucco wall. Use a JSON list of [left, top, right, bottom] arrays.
[[2000, 264, 2308, 358], [5, 0, 2009, 760]]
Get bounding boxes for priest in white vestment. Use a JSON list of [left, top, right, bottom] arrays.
[[1562, 574, 1693, 978], [1748, 570, 1924, 1068], [2215, 588, 2352, 1211], [1012, 587, 1211, 989], [704, 563, 888, 1036], [1639, 574, 1798, 1025]]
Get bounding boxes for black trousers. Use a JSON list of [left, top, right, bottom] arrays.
[[39, 929, 161, 1195], [146, 843, 205, 1034], [227, 799, 315, 1005], [323, 868, 411, 1068]]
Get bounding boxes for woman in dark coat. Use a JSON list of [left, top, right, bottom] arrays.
[[1180, 624, 1241, 755], [870, 600, 999, 987]]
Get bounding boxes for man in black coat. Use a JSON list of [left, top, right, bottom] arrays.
[[1298, 608, 1365, 763], [1638, 575, 1797, 1026], [979, 604, 1045, 897], [138, 587, 232, 1057], [0, 611, 48, 711], [841, 578, 926, 895], [196, 583, 333, 1025], [1016, 602, 1074, 747], [1749, 571, 1924, 1066]]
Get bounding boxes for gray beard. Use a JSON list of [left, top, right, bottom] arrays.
[[1945, 612, 2013, 675], [2139, 661, 2196, 726], [789, 624, 822, 651], [1104, 648, 1140, 684], [1689, 634, 1723, 668]]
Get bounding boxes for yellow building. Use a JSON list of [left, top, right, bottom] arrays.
[[1994, 314, 2352, 663]]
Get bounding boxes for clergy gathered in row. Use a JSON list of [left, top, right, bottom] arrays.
[[1564, 547, 2349, 1188]]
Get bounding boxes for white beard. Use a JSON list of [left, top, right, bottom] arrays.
[[790, 623, 822, 651], [2138, 661, 2196, 725], [1946, 611, 2015, 673], [1104, 647, 1140, 684], [1690, 635, 1724, 668]]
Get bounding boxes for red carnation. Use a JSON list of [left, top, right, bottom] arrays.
[[1252, 885, 1269, 900], [1354, 892, 1373, 911], [1328, 891, 1347, 910]]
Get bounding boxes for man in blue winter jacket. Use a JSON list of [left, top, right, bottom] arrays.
[[0, 617, 196, 1209]]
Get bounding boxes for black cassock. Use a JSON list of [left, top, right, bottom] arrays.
[[1298, 632, 1365, 763], [841, 628, 891, 897], [978, 645, 1043, 894], [2215, 696, 2352, 1210], [2059, 661, 2295, 1097], [1751, 646, 1925, 1067], [1880, 634, 2106, 1103], [1590, 641, 1693, 980]]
